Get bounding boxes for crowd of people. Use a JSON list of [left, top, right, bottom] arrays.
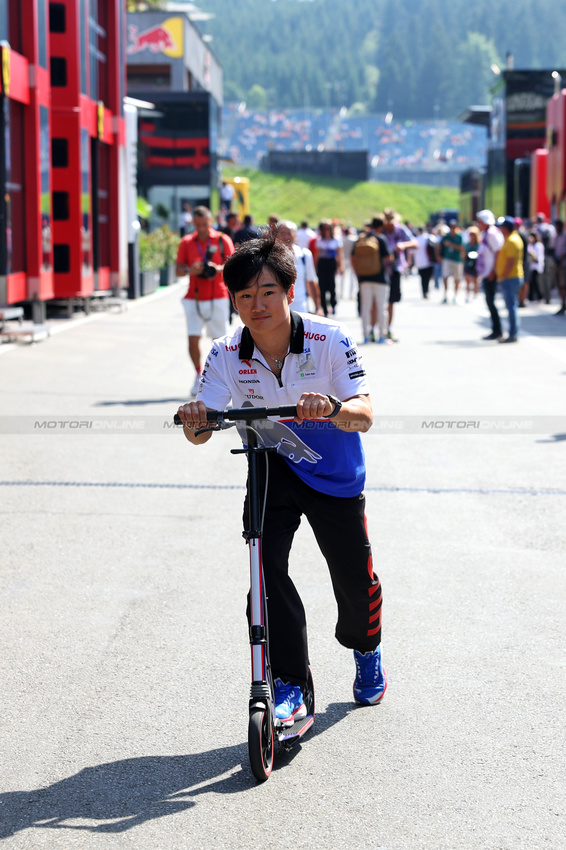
[[221, 106, 486, 173], [175, 202, 566, 395]]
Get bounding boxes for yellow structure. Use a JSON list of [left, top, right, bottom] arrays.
[[225, 176, 250, 216]]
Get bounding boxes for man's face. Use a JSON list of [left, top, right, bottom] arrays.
[[231, 268, 294, 336], [194, 214, 211, 239], [277, 225, 294, 247]]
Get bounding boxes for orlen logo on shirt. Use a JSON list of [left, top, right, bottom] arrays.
[[239, 359, 257, 375]]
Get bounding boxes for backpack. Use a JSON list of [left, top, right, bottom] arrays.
[[354, 233, 382, 277], [426, 238, 437, 264]]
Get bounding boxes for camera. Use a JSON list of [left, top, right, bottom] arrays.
[[197, 245, 217, 278]]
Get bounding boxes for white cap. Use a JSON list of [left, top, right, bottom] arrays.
[[476, 209, 495, 226]]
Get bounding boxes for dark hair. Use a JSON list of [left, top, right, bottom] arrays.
[[223, 228, 297, 294], [371, 216, 384, 230]]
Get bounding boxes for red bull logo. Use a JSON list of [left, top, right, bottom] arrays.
[[127, 17, 184, 58]]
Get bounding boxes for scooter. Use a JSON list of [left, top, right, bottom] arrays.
[[174, 405, 315, 782]]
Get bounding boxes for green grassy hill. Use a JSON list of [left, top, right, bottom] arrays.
[[222, 165, 459, 229]]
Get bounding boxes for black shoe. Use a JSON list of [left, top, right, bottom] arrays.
[[498, 336, 518, 343], [482, 332, 502, 340], [556, 307, 566, 316]]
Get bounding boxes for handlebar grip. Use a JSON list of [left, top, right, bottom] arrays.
[[174, 405, 298, 426], [269, 405, 298, 419], [173, 410, 221, 426]]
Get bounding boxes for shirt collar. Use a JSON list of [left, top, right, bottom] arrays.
[[239, 311, 304, 360]]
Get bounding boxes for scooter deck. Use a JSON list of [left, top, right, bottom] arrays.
[[277, 714, 315, 746]]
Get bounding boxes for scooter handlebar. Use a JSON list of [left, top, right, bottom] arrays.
[[173, 405, 297, 426]]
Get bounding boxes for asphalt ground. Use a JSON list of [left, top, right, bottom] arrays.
[[1, 275, 565, 849]]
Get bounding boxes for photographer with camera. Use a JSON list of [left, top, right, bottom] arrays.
[[176, 206, 235, 396]]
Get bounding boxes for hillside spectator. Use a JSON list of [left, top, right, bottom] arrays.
[[268, 213, 280, 231]]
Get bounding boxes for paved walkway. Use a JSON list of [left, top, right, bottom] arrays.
[[1, 276, 565, 849]]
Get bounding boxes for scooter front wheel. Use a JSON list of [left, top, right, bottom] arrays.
[[248, 707, 274, 782]]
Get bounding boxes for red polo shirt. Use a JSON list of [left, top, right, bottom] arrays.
[[176, 228, 234, 300]]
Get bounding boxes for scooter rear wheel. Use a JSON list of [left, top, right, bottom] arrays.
[[248, 707, 274, 782], [304, 666, 315, 719]]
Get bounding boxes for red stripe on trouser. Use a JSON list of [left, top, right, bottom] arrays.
[[365, 515, 382, 639], [367, 584, 382, 637]]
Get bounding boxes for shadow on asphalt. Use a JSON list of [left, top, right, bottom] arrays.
[[274, 700, 354, 770], [0, 704, 353, 837], [536, 433, 566, 443], [427, 339, 487, 347], [519, 313, 566, 336], [425, 310, 566, 344], [95, 397, 186, 407]]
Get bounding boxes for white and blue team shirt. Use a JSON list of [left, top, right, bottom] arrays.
[[197, 312, 370, 498]]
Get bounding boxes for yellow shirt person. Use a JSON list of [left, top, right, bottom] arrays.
[[496, 224, 524, 281]]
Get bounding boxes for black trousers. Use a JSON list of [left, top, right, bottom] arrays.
[[483, 277, 502, 335], [529, 270, 541, 301], [316, 257, 337, 315], [244, 455, 382, 688], [419, 266, 433, 297]]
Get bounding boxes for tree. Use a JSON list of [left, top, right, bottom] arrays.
[[373, 31, 416, 119], [126, 0, 165, 10], [455, 33, 502, 112], [246, 85, 268, 110]]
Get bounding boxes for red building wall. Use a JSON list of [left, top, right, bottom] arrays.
[[530, 149, 550, 221], [0, 0, 126, 306]]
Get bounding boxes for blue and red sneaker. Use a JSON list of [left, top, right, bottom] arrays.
[[274, 678, 307, 727], [353, 647, 387, 705]]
